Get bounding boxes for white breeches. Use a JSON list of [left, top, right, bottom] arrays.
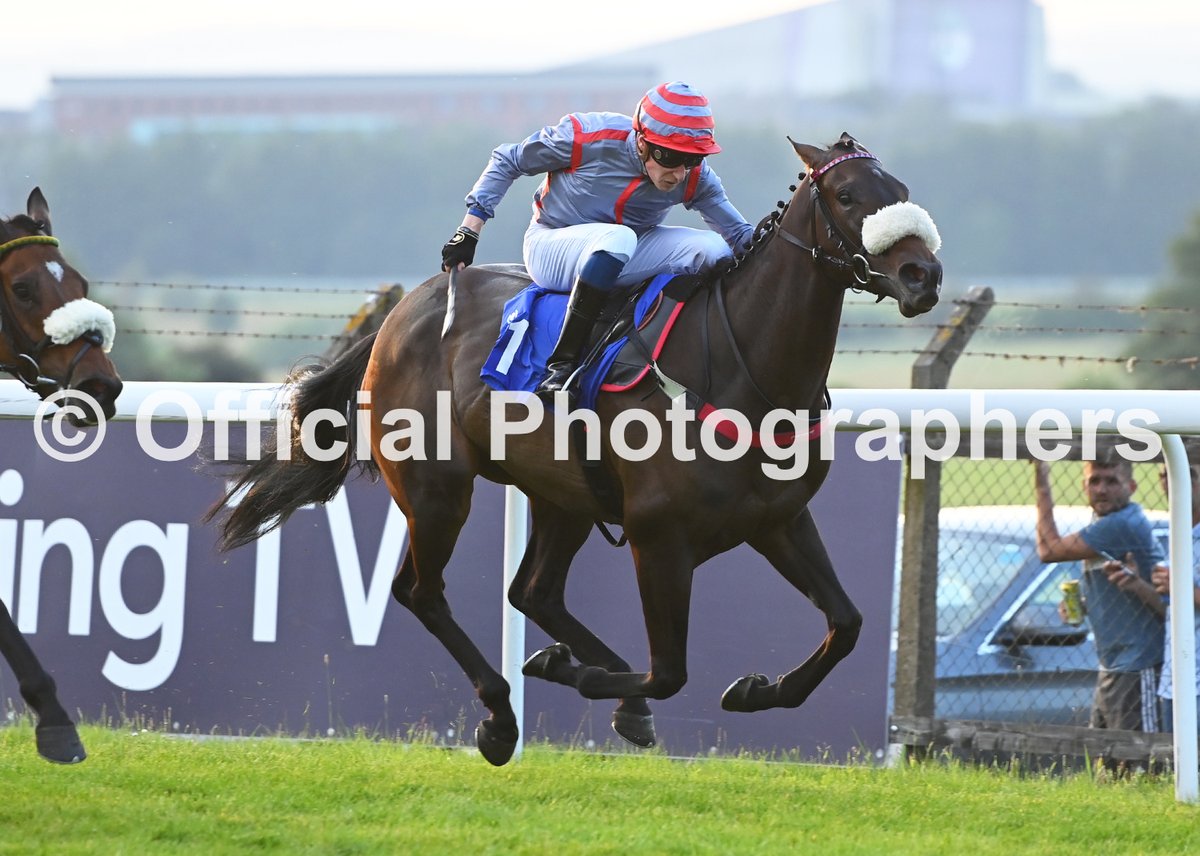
[[522, 221, 733, 293]]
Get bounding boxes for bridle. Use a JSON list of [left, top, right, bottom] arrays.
[[774, 149, 891, 293], [0, 234, 107, 392], [697, 146, 897, 417]]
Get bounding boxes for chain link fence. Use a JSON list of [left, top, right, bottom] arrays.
[[911, 455, 1171, 731]]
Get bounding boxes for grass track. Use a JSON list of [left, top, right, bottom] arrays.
[[1, 725, 1197, 855]]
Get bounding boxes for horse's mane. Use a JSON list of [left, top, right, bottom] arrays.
[[705, 172, 804, 284]]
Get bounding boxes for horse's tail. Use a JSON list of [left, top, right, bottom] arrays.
[[205, 332, 379, 551]]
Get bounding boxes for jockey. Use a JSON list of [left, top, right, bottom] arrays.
[[441, 81, 754, 398]]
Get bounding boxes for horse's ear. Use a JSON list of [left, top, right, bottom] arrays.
[[26, 187, 51, 235], [788, 136, 824, 172], [837, 131, 858, 150]]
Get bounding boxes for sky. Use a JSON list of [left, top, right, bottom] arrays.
[[0, 0, 1197, 111]]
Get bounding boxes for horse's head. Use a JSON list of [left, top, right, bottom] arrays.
[[0, 189, 122, 423], [787, 132, 942, 317]]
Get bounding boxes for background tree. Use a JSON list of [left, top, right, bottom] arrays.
[[1130, 209, 1200, 388]]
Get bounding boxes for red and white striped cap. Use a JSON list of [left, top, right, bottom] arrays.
[[633, 81, 721, 155]]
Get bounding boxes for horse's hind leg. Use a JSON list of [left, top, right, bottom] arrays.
[[0, 600, 86, 763], [722, 508, 862, 713], [511, 499, 656, 748], [388, 478, 518, 766]]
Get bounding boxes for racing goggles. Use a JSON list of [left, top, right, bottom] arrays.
[[648, 145, 705, 170]]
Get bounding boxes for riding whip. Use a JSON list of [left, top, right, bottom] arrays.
[[441, 267, 457, 339]]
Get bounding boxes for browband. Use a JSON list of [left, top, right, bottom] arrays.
[[0, 235, 60, 260]]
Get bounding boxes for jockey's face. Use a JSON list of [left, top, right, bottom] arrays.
[[638, 135, 691, 191]]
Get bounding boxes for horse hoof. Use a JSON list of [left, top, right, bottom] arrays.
[[612, 711, 656, 748], [475, 720, 518, 767], [35, 724, 87, 764], [721, 673, 771, 713], [521, 642, 573, 679]]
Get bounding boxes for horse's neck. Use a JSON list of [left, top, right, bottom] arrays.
[[716, 218, 846, 413]]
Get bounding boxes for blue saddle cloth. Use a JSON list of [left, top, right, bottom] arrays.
[[480, 273, 675, 411]]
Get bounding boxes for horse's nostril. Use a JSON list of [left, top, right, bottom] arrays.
[[73, 376, 123, 420], [899, 262, 929, 288]]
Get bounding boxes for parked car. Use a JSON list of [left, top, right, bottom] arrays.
[[894, 506, 1169, 725]]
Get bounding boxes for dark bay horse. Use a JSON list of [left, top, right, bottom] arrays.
[[1, 188, 124, 763], [212, 134, 941, 765]]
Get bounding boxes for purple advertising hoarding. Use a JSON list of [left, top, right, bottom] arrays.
[[1, 419, 899, 760]]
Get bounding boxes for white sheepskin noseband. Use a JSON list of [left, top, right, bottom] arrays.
[[42, 298, 116, 352], [861, 201, 941, 255]]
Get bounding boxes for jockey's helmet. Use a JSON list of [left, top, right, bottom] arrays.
[[633, 81, 722, 156]]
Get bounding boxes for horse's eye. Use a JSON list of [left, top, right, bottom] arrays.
[[11, 280, 34, 303], [836, 191, 853, 205]]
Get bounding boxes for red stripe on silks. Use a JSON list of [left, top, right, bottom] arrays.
[[534, 174, 551, 213], [683, 166, 701, 203], [567, 118, 632, 172], [579, 129, 631, 143], [640, 99, 714, 130], [569, 114, 584, 171], [613, 177, 643, 224], [654, 82, 709, 107], [600, 301, 687, 393], [697, 403, 824, 449]]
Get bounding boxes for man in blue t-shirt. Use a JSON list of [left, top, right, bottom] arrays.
[[1034, 457, 1166, 731]]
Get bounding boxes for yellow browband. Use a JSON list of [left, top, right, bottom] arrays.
[[0, 235, 60, 259]]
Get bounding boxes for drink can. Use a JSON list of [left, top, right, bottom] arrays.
[[1060, 579, 1084, 626]]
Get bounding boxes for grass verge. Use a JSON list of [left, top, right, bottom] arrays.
[[1, 724, 1197, 855]]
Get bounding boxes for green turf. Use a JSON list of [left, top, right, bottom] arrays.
[[1, 725, 1196, 855], [935, 457, 1170, 511]]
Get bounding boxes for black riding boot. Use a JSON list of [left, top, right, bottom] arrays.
[[537, 278, 608, 399]]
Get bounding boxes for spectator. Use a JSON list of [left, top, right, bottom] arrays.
[[1034, 457, 1165, 731]]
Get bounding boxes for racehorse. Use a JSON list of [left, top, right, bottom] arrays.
[[0, 188, 123, 763], [211, 134, 942, 765]]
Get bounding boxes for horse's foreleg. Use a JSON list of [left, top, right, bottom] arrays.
[[389, 487, 518, 766], [525, 537, 694, 704], [510, 501, 655, 748], [0, 599, 86, 763], [723, 509, 862, 713]]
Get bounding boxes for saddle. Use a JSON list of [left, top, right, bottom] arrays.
[[481, 270, 705, 410]]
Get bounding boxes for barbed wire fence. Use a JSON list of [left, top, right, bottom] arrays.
[[88, 277, 1200, 384], [90, 279, 403, 380]]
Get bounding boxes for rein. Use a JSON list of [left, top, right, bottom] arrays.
[[0, 234, 99, 391], [651, 147, 887, 436]]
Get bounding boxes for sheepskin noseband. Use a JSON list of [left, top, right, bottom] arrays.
[[42, 298, 116, 352], [861, 201, 941, 255]]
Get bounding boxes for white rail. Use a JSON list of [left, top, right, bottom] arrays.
[[1, 381, 1196, 800]]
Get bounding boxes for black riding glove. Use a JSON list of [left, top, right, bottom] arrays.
[[441, 226, 479, 271]]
